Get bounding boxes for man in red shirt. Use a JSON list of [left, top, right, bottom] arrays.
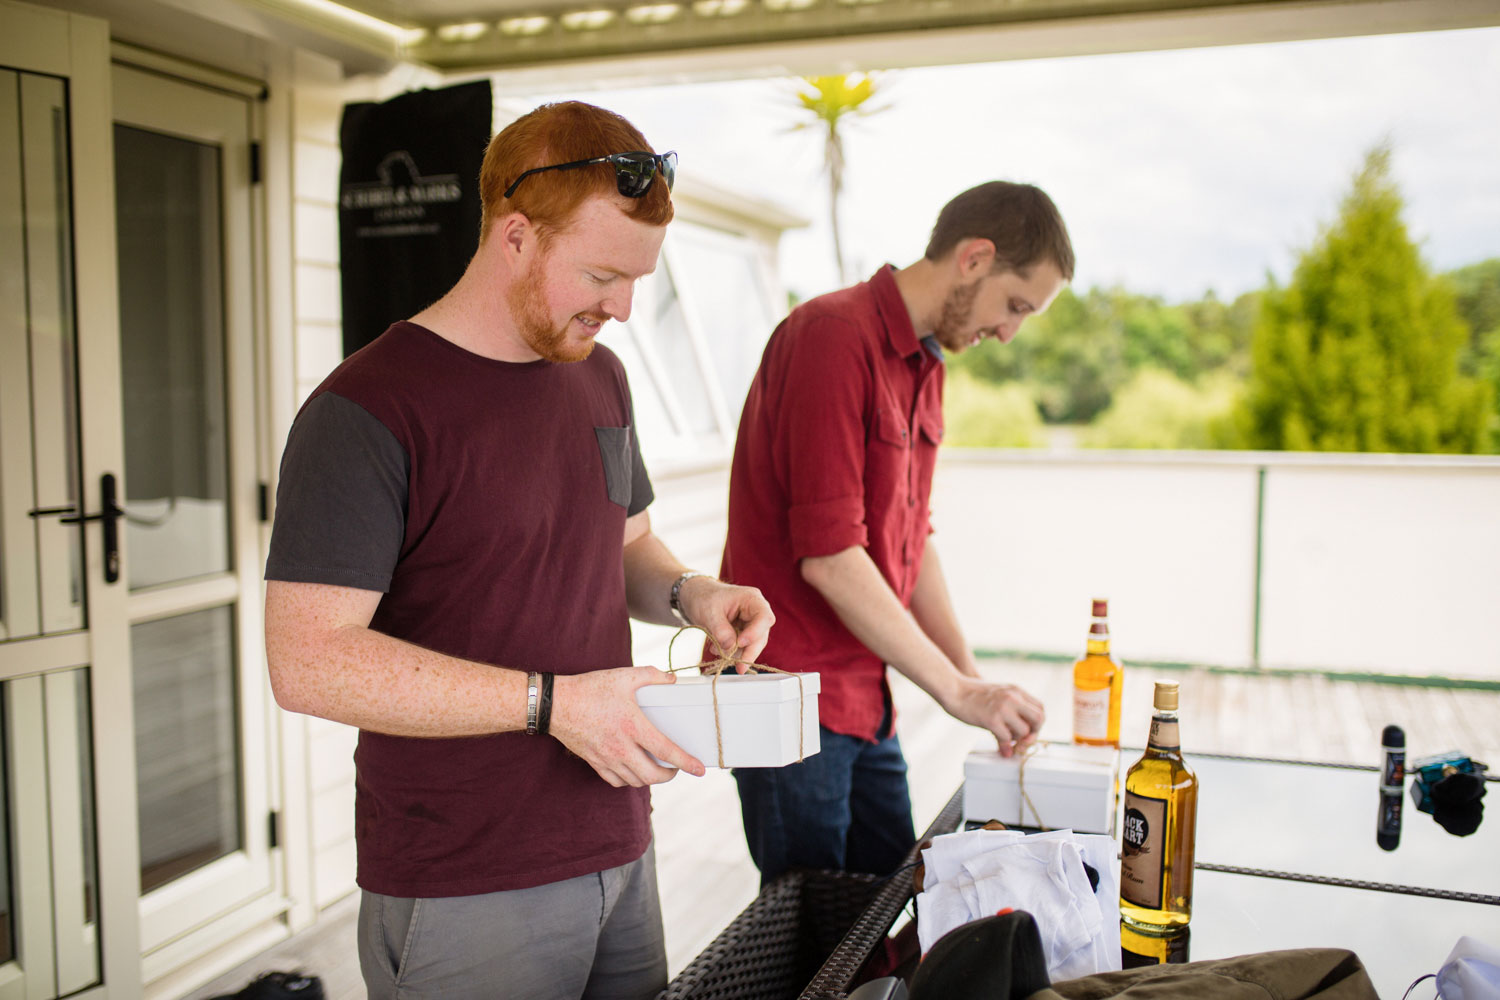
[[721, 182, 1073, 882]]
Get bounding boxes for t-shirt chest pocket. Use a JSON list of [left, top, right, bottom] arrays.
[[594, 426, 634, 509]]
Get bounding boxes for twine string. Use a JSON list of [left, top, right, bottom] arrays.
[[1015, 742, 1051, 831], [666, 625, 805, 769]]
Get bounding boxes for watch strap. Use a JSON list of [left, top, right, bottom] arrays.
[[669, 571, 707, 626]]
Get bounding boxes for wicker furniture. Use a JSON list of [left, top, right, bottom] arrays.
[[659, 790, 964, 1000]]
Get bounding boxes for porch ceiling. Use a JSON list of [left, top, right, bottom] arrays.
[[299, 0, 1498, 78]]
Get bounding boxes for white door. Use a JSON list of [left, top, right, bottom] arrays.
[[0, 64, 106, 1000], [109, 64, 278, 970]]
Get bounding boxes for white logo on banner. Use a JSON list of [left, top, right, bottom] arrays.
[[341, 151, 463, 237]]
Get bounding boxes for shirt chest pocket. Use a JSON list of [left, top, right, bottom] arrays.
[[873, 406, 911, 450], [594, 426, 634, 509], [917, 412, 943, 450]]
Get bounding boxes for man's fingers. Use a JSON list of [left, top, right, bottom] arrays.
[[622, 752, 682, 787], [1013, 691, 1044, 733], [741, 637, 769, 664], [644, 727, 705, 778], [593, 763, 626, 788]]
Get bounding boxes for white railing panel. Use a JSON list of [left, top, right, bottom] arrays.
[[1260, 464, 1500, 678], [932, 454, 1259, 667]]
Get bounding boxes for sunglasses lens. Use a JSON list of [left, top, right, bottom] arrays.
[[607, 152, 676, 198], [610, 154, 654, 198], [659, 151, 677, 192]]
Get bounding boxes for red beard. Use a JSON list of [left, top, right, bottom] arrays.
[[507, 254, 602, 364]]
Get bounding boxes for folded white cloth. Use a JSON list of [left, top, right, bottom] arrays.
[[916, 827, 1123, 980], [920, 828, 1026, 888], [1439, 936, 1500, 1000]]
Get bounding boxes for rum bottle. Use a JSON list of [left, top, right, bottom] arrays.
[[1072, 598, 1122, 747], [1120, 681, 1198, 931], [1120, 922, 1190, 967]]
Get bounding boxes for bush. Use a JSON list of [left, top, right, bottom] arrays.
[[942, 371, 1045, 448], [1235, 146, 1489, 453], [1081, 369, 1242, 450]]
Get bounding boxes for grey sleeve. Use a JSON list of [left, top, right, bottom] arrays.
[[265, 392, 408, 592]]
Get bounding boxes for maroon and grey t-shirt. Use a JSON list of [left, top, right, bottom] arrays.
[[266, 321, 655, 897]]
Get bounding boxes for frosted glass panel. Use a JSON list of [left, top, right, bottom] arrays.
[[115, 124, 231, 589], [133, 607, 241, 892]]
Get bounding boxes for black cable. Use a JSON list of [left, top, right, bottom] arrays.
[[1400, 972, 1436, 1000]]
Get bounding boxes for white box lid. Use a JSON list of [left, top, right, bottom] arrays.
[[635, 671, 820, 707], [964, 742, 1119, 788]]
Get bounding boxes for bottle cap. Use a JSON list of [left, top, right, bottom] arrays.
[[1091, 599, 1108, 617], [1153, 681, 1179, 711], [1382, 725, 1404, 748]]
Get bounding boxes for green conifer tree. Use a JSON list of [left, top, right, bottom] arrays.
[[1236, 145, 1490, 453]]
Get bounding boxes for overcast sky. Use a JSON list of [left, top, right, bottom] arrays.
[[530, 26, 1500, 303]]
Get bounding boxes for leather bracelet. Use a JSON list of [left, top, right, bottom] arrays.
[[525, 671, 540, 735], [669, 571, 707, 626], [537, 672, 554, 737]]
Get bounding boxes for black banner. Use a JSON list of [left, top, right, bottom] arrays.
[[338, 80, 492, 356]]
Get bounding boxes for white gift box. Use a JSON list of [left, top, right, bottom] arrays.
[[636, 672, 821, 769], [963, 743, 1119, 835]]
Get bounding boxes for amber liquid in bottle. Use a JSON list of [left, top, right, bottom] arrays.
[[1120, 681, 1198, 932], [1072, 598, 1122, 747], [1120, 921, 1190, 967]]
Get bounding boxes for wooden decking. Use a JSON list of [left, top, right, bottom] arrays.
[[180, 659, 1500, 999]]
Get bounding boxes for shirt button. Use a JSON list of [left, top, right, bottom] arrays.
[[907, 496, 916, 508]]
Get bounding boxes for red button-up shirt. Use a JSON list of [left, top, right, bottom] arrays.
[[721, 266, 945, 741]]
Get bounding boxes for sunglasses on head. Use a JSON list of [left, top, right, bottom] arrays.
[[504, 150, 678, 200]]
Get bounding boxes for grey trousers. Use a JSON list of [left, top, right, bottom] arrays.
[[357, 843, 668, 1000]]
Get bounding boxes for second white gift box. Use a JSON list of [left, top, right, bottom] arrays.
[[636, 672, 820, 768], [963, 742, 1119, 834]]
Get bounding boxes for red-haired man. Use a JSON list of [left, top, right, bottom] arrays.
[[721, 182, 1074, 885], [264, 101, 772, 1000]]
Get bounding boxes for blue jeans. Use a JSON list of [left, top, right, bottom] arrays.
[[734, 725, 916, 886]]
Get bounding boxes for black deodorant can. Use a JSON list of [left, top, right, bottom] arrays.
[[1377, 724, 1405, 851]]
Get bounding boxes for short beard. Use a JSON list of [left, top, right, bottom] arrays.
[[507, 254, 597, 364], [932, 281, 981, 353]]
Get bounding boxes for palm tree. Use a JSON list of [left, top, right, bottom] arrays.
[[790, 74, 886, 286]]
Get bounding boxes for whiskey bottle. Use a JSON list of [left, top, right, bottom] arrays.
[[1120, 680, 1198, 931], [1072, 598, 1122, 747]]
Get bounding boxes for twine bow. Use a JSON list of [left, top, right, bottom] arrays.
[[666, 625, 806, 769]]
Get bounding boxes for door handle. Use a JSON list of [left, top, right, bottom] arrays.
[[27, 473, 123, 583]]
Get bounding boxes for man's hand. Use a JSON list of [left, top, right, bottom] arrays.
[[549, 667, 706, 786], [946, 677, 1046, 758], [679, 577, 775, 670]]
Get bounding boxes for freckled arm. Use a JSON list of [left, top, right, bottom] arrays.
[[263, 578, 706, 783], [264, 579, 528, 738]]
